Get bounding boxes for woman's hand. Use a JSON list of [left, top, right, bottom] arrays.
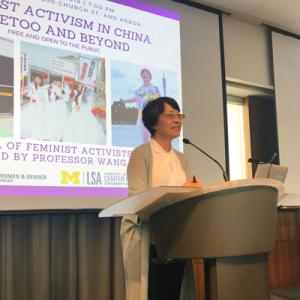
[[183, 176, 203, 188]]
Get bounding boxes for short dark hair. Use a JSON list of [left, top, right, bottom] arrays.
[[142, 97, 180, 137]]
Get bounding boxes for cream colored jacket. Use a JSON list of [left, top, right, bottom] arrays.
[[120, 142, 196, 300], [127, 142, 192, 196]]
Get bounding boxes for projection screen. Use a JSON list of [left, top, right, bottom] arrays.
[[0, 0, 226, 210], [272, 31, 300, 194]]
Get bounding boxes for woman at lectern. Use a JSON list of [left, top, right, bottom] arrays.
[[122, 97, 201, 300]]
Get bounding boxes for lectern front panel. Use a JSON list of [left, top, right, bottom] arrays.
[[149, 185, 278, 259]]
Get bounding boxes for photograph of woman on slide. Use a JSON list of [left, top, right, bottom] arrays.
[[111, 60, 179, 148], [121, 68, 160, 143]]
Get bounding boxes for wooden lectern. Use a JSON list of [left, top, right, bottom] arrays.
[[99, 179, 283, 300]]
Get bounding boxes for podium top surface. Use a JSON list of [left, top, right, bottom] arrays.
[[99, 178, 284, 220]]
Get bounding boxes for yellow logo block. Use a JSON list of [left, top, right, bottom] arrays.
[[0, 91, 13, 97], [60, 171, 80, 185]]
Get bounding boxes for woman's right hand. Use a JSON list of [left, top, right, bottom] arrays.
[[183, 176, 203, 188]]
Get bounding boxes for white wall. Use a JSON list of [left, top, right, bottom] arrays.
[[272, 32, 300, 193], [223, 15, 272, 88]]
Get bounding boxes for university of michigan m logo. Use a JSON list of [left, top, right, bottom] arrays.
[[61, 171, 81, 185]]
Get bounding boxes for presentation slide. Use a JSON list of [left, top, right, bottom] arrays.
[[0, 0, 181, 200]]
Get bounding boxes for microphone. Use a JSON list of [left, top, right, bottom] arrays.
[[268, 152, 277, 164], [248, 153, 278, 179], [267, 152, 278, 178], [248, 153, 278, 164], [183, 138, 229, 182], [248, 158, 263, 164]]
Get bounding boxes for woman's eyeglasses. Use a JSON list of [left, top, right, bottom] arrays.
[[161, 113, 185, 120]]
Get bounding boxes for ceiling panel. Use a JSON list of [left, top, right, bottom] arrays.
[[194, 0, 267, 14], [192, 0, 300, 35], [253, 0, 300, 33]]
